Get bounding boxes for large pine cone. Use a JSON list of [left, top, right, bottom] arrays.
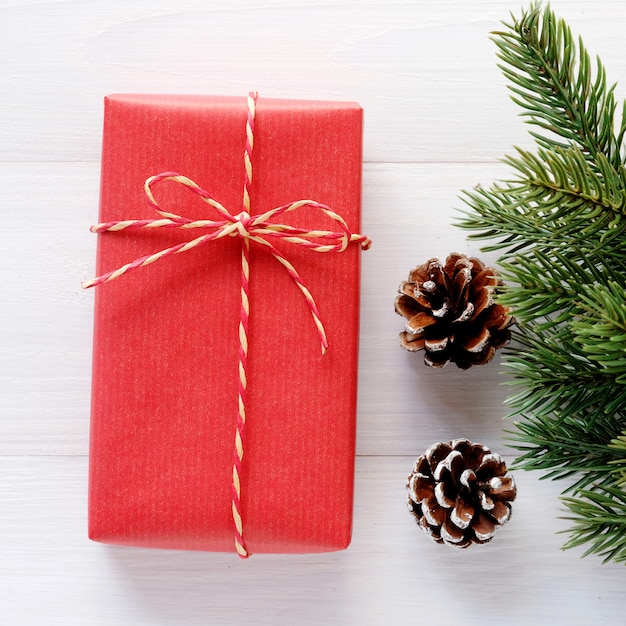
[[395, 253, 513, 368], [407, 439, 517, 548]]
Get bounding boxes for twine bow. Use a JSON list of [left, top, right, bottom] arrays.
[[83, 172, 370, 352], [82, 92, 370, 558]]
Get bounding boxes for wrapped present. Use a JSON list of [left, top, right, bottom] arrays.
[[85, 93, 369, 556]]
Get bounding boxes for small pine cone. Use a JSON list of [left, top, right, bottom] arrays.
[[394, 253, 514, 368], [407, 439, 517, 548]]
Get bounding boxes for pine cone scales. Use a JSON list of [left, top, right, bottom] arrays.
[[407, 439, 516, 548], [395, 253, 513, 368]]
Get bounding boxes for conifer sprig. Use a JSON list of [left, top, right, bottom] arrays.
[[492, 2, 623, 166], [561, 486, 626, 563], [457, 2, 626, 562]]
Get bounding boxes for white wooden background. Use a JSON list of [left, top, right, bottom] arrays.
[[3, 1, 626, 624]]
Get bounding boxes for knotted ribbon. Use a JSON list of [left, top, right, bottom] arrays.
[[83, 92, 371, 558]]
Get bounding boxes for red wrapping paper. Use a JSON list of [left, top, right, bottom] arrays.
[[88, 94, 365, 554]]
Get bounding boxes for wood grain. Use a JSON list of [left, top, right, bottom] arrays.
[[2, 0, 626, 623]]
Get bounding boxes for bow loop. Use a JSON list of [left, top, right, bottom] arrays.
[[84, 174, 371, 292]]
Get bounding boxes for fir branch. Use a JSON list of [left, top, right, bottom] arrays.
[[497, 250, 609, 327], [505, 330, 626, 466], [458, 145, 626, 256], [504, 330, 626, 422], [561, 485, 626, 563], [572, 282, 626, 383], [608, 432, 626, 487], [502, 146, 626, 215], [510, 421, 625, 492], [456, 2, 626, 562], [492, 2, 624, 167]]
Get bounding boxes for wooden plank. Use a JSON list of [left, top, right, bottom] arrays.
[[2, 1, 626, 163], [0, 163, 96, 455], [1, 455, 624, 625]]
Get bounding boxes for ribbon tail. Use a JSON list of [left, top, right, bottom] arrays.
[[81, 228, 235, 289], [249, 236, 328, 354]]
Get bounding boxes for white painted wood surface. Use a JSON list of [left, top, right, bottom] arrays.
[[2, 1, 626, 623]]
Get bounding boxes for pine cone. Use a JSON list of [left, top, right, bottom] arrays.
[[407, 439, 517, 548], [394, 253, 514, 368]]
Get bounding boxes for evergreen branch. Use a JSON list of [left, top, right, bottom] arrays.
[[492, 2, 623, 167], [572, 282, 626, 382], [503, 146, 626, 214], [504, 327, 626, 433], [457, 145, 626, 255], [509, 411, 626, 491], [503, 328, 626, 477], [561, 485, 626, 563], [504, 356, 626, 423], [458, 184, 621, 253], [456, 2, 626, 562], [497, 250, 609, 327], [457, 186, 551, 252], [608, 432, 626, 487], [497, 252, 626, 337]]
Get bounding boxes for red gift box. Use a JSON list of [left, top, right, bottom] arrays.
[[86, 93, 368, 555]]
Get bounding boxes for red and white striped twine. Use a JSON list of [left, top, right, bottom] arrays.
[[232, 91, 255, 558], [83, 92, 371, 558]]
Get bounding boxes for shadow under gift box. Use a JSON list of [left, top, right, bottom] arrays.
[[87, 94, 366, 555]]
